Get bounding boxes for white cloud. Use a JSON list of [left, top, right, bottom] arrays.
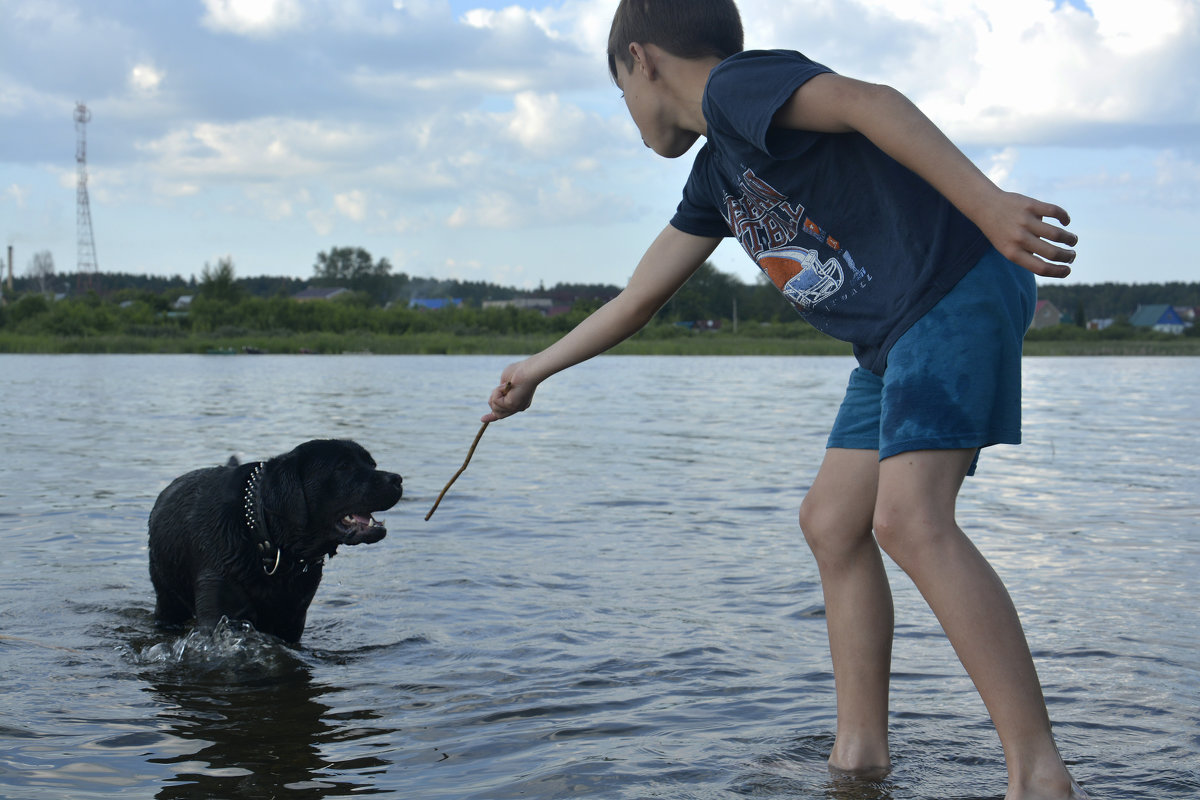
[[736, 0, 1200, 146], [306, 208, 335, 236], [334, 189, 368, 221], [129, 63, 165, 95], [535, 175, 616, 220], [446, 190, 522, 229], [525, 0, 613, 55], [1089, 0, 1185, 55], [391, 0, 449, 19], [445, 171, 632, 230], [6, 184, 29, 208], [461, 6, 531, 31], [201, 0, 304, 37], [501, 92, 588, 154], [360, 67, 531, 95], [986, 147, 1020, 188], [137, 118, 379, 183]]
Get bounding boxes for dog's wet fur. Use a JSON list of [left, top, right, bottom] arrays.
[[148, 439, 403, 642]]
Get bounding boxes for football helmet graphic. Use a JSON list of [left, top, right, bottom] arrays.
[[758, 246, 844, 310]]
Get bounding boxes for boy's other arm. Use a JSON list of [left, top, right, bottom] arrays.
[[483, 225, 721, 422], [772, 74, 1078, 278]]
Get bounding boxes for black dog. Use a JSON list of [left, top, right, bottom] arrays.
[[148, 439, 403, 643]]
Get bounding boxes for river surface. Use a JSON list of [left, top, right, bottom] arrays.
[[0, 354, 1197, 800]]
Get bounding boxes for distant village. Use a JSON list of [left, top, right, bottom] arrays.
[[1031, 299, 1197, 335], [3, 241, 1199, 339], [287, 286, 584, 319]]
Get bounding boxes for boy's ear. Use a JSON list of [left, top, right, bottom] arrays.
[[629, 42, 656, 79]]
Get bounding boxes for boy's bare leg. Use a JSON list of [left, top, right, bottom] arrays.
[[874, 448, 1086, 800], [799, 447, 892, 775]]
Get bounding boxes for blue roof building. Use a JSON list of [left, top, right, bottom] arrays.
[[1128, 304, 1186, 334], [410, 298, 463, 310]]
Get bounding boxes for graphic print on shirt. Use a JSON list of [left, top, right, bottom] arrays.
[[721, 168, 871, 311], [758, 247, 843, 310]]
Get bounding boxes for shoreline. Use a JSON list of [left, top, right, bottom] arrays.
[[2, 332, 1199, 357]]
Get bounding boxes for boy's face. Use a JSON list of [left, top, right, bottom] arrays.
[[615, 52, 700, 159]]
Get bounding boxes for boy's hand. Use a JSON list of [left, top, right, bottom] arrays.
[[979, 191, 1078, 279], [482, 362, 537, 423]]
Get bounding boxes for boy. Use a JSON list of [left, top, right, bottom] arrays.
[[484, 2, 1086, 798]]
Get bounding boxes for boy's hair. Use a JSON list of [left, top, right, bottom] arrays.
[[607, 0, 744, 82]]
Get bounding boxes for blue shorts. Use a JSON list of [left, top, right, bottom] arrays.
[[826, 248, 1036, 475]]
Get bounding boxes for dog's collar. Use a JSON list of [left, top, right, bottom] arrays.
[[242, 463, 281, 575], [242, 461, 324, 577]]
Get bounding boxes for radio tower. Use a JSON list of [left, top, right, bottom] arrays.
[[74, 101, 100, 294]]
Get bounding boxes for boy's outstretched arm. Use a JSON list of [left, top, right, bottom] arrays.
[[772, 74, 1078, 278], [483, 226, 721, 422]]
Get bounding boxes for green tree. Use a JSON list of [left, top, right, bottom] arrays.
[[9, 293, 50, 324], [658, 261, 741, 323], [313, 247, 393, 305], [199, 257, 242, 303]]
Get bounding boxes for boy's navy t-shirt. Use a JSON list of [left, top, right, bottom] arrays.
[[670, 49, 991, 375]]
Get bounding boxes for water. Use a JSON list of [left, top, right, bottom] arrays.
[[0, 354, 1197, 800]]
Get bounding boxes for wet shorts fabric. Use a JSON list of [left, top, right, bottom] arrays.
[[825, 248, 1036, 475]]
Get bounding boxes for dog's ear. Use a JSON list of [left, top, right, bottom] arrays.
[[260, 451, 309, 532]]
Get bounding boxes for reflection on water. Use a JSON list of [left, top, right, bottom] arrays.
[[123, 617, 409, 800], [0, 354, 1198, 799], [148, 669, 390, 800]]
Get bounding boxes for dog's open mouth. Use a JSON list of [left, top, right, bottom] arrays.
[[336, 512, 387, 545]]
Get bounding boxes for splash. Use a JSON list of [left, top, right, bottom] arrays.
[[135, 617, 293, 671]]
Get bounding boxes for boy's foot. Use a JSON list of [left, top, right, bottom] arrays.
[[827, 735, 890, 781], [827, 758, 891, 783], [1005, 778, 1090, 800]]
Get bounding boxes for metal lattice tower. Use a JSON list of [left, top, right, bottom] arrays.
[[74, 102, 99, 294]]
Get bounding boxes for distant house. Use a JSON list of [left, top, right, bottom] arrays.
[[294, 286, 350, 302], [173, 295, 193, 310], [481, 298, 578, 316], [1174, 306, 1198, 324], [410, 298, 463, 311], [1129, 304, 1186, 334], [482, 298, 553, 312], [1029, 300, 1064, 329]]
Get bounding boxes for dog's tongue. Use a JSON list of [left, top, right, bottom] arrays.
[[339, 513, 387, 544]]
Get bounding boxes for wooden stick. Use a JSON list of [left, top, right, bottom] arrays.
[[426, 382, 510, 521], [425, 421, 492, 521]]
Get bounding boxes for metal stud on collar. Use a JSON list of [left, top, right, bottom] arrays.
[[243, 462, 281, 576], [243, 462, 264, 532]]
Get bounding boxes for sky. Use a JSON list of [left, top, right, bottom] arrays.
[[2, 0, 1198, 291]]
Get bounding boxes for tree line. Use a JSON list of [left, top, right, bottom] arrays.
[[3, 246, 1198, 340], [0, 246, 802, 338]]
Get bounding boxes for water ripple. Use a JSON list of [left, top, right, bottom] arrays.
[[1, 355, 1197, 799]]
